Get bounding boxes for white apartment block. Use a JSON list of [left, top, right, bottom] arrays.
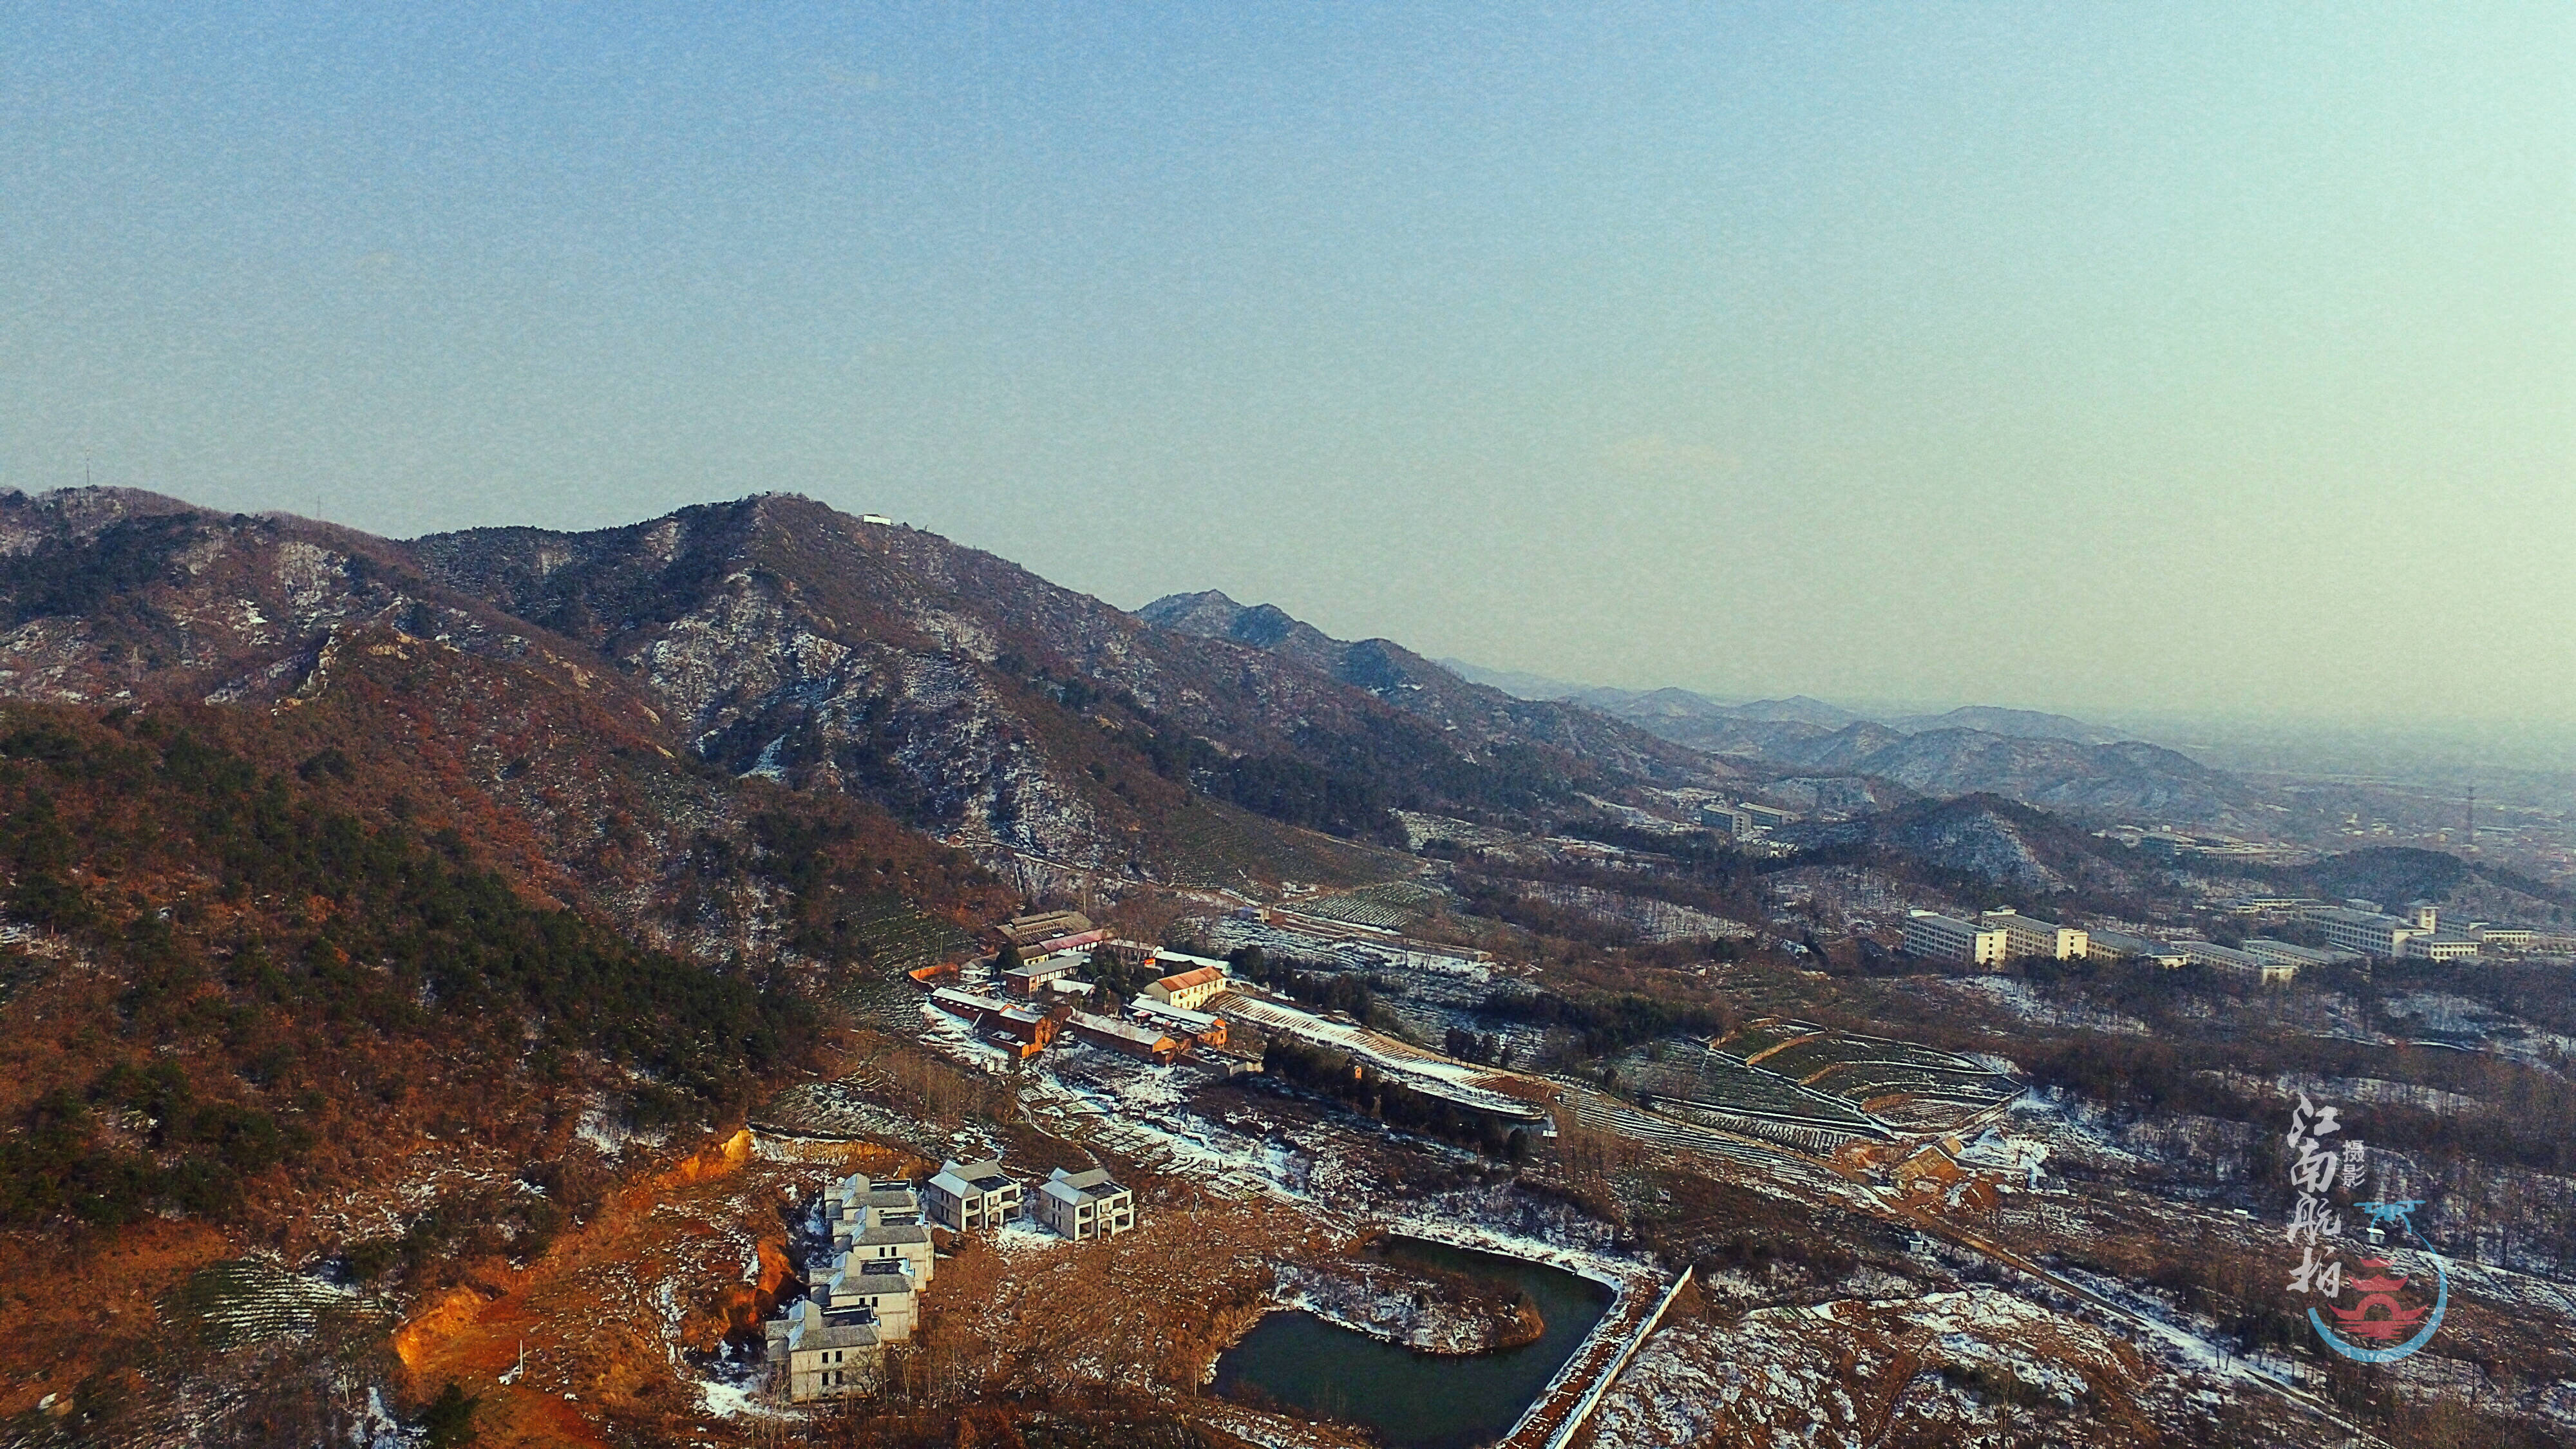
[[2243, 938, 2357, 970], [771, 1173, 940, 1403], [1978, 911, 2089, 961], [816, 1256, 918, 1341], [2301, 905, 2422, 959], [2175, 939, 2297, 985], [2087, 930, 2192, 967], [1902, 911, 2009, 967], [2404, 933, 2481, 962]]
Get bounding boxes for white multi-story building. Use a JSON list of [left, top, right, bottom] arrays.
[[1902, 911, 2009, 967], [1032, 1166, 1134, 1241], [2300, 905, 2421, 959], [2403, 932, 2480, 962], [773, 1173, 938, 1403], [2174, 939, 2297, 984], [1700, 804, 1757, 839], [2087, 930, 2192, 968], [2242, 938, 2358, 970], [1977, 911, 2089, 961], [925, 1159, 1021, 1232], [816, 1257, 918, 1341]]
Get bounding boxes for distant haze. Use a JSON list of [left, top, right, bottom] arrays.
[[5, 7, 2570, 726]]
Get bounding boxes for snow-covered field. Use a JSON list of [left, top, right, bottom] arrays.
[[1589, 1288, 2166, 1448]]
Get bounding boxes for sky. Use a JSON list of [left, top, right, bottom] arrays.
[[5, 4, 2571, 726]]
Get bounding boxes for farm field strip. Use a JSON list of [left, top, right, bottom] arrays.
[[1616, 1043, 1889, 1137]]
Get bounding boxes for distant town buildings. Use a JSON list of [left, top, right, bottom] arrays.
[[2085, 930, 2192, 968], [1700, 804, 1756, 838], [1977, 911, 2089, 961], [1901, 911, 2010, 967], [2405, 931, 2481, 962], [2242, 938, 2357, 971], [2300, 902, 2454, 960], [2172, 938, 2295, 984], [1697, 800, 1803, 840]]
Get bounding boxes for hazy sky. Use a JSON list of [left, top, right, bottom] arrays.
[[6, 5, 2570, 724]]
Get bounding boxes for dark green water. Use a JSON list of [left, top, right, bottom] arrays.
[[1211, 1238, 1613, 1449]]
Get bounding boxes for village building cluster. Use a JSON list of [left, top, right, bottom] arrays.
[[768, 1156, 1137, 1403], [769, 905, 1544, 1406], [926, 913, 1244, 1067]]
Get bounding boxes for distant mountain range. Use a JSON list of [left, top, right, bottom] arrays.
[[1439, 663, 2234, 822]]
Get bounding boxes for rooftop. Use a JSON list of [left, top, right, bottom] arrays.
[[852, 1222, 931, 1247], [1128, 998, 1222, 1032], [1068, 1010, 1177, 1050], [1041, 1166, 1127, 1203]]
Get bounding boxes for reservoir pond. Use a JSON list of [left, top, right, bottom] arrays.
[[1210, 1238, 1613, 1449]]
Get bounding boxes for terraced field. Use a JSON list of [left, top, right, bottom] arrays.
[[1749, 1031, 1986, 1080], [1614, 1043, 1888, 1139], [166, 1256, 371, 1350], [1295, 879, 1444, 932], [840, 894, 976, 975], [750, 1073, 961, 1158], [1654, 1101, 1888, 1155], [1806, 1061, 2018, 1106], [1721, 1024, 2020, 1109], [1549, 1081, 1855, 1195], [1720, 1018, 1825, 1060]]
